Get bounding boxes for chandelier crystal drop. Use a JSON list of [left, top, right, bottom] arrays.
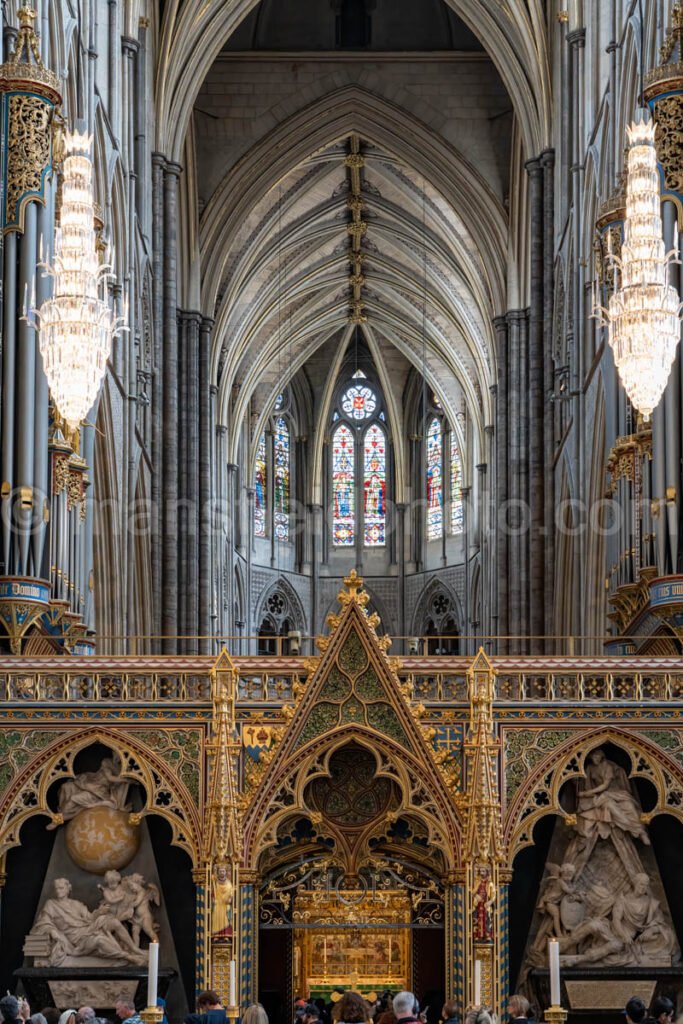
[[595, 111, 682, 420], [37, 130, 124, 431]]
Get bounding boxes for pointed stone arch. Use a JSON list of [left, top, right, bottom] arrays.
[[0, 727, 202, 870], [411, 576, 464, 639], [503, 726, 683, 869], [156, 0, 549, 163], [243, 572, 461, 871], [254, 576, 307, 638]]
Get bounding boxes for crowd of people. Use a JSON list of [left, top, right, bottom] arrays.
[[0, 988, 679, 1024]]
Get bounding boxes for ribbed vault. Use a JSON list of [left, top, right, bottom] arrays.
[[156, 0, 551, 161], [198, 91, 506, 477]]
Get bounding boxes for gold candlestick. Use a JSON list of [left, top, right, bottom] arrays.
[[227, 1007, 239, 1024], [140, 1008, 164, 1024], [544, 1007, 568, 1024]]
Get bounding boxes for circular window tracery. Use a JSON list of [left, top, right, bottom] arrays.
[[341, 384, 377, 421]]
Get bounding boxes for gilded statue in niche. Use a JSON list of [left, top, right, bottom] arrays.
[[211, 862, 234, 938], [472, 865, 496, 943]]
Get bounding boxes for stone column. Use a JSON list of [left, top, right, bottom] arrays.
[[226, 462, 238, 644], [199, 318, 213, 652], [396, 502, 407, 650], [161, 161, 181, 653], [462, 485, 471, 655], [493, 316, 508, 652], [506, 311, 523, 652], [542, 149, 556, 651], [186, 312, 201, 653], [246, 487, 255, 651], [151, 153, 165, 647], [178, 312, 188, 645], [309, 503, 323, 641], [526, 157, 545, 652]]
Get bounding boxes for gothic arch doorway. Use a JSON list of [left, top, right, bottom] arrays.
[[245, 577, 459, 1024]]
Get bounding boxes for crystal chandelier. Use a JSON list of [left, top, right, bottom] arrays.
[[595, 110, 681, 420], [36, 130, 124, 431]]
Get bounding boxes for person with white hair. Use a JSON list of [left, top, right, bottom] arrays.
[[391, 994, 420, 1024]]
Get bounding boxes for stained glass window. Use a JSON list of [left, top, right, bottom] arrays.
[[274, 416, 290, 541], [333, 424, 355, 546], [450, 435, 463, 534], [363, 424, 386, 546], [426, 417, 443, 539], [341, 384, 377, 421], [254, 432, 267, 538]]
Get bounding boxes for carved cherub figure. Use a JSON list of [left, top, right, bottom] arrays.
[[537, 862, 577, 937], [123, 873, 160, 945], [96, 870, 129, 920]]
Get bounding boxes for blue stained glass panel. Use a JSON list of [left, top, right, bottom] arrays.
[[333, 424, 355, 545], [254, 432, 267, 538], [426, 417, 443, 539], [363, 424, 386, 546], [274, 416, 290, 541], [451, 435, 463, 534]]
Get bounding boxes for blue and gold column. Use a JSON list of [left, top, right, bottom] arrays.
[[445, 871, 466, 1006], [193, 866, 210, 998], [238, 869, 259, 1006]]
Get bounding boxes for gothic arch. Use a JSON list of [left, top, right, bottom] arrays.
[[254, 577, 307, 638], [503, 726, 683, 869], [411, 577, 463, 638], [244, 725, 460, 873], [156, 0, 549, 163], [0, 728, 202, 870]]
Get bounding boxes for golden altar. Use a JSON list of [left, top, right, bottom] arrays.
[[292, 890, 411, 998]]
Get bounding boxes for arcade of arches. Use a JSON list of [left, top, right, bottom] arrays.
[[3, 2, 683, 1023]]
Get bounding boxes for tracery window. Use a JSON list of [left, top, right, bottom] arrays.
[[253, 399, 291, 541], [363, 424, 386, 546], [333, 424, 355, 546], [450, 435, 464, 534], [331, 379, 389, 548], [426, 417, 443, 540], [254, 432, 267, 538], [426, 413, 464, 540], [274, 417, 290, 541]]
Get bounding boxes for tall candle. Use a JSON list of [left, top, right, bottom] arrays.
[[229, 958, 237, 1008], [147, 941, 159, 1009], [473, 959, 481, 1006], [548, 938, 561, 1007]]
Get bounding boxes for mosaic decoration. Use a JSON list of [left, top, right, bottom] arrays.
[[332, 423, 355, 545], [450, 435, 464, 534], [0, 729, 61, 795], [363, 423, 386, 546], [341, 383, 377, 421], [274, 416, 290, 542], [128, 727, 202, 806], [427, 417, 443, 539], [254, 432, 267, 538], [503, 727, 573, 803]]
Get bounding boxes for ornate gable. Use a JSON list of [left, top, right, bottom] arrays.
[[243, 572, 462, 869], [274, 571, 427, 760]]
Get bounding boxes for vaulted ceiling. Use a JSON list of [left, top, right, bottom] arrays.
[[165, 0, 546, 469]]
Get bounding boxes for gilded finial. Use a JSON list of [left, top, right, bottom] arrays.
[[18, 5, 37, 27]]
